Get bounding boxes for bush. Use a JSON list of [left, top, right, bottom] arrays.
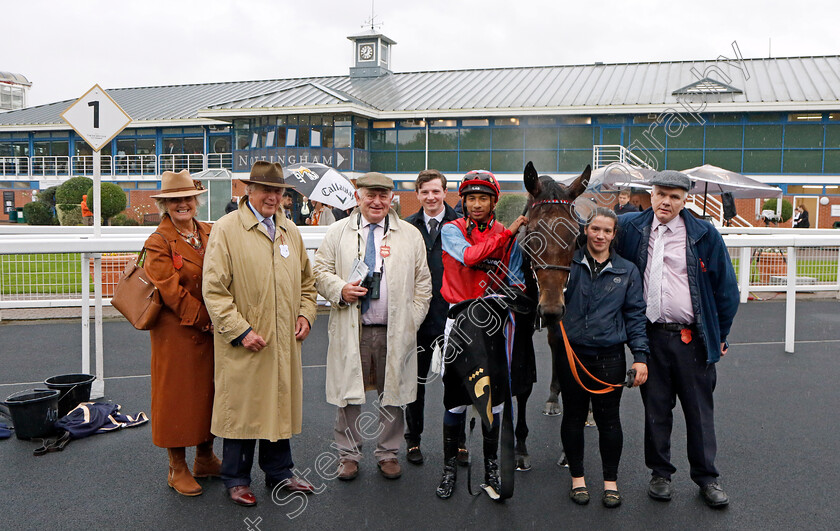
[[761, 198, 793, 223], [56, 203, 83, 226], [37, 186, 59, 209], [55, 176, 93, 205], [23, 201, 55, 225], [495, 193, 528, 227], [110, 213, 139, 226], [85, 183, 127, 222]]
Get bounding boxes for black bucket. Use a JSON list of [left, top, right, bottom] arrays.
[[44, 374, 95, 418], [1, 389, 61, 440]]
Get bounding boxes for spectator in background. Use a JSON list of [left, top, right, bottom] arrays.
[[224, 197, 238, 215], [793, 205, 810, 228], [614, 189, 640, 215], [305, 201, 336, 226], [81, 194, 93, 226], [282, 191, 295, 221]]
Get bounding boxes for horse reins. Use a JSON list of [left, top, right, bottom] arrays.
[[559, 321, 626, 394]]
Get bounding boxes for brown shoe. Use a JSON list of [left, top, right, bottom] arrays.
[[167, 448, 202, 496], [193, 441, 222, 478], [378, 458, 402, 479], [338, 459, 359, 481], [228, 485, 257, 507]]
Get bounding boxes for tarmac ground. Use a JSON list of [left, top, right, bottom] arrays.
[[0, 299, 838, 530]]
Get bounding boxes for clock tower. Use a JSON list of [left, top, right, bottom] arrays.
[[348, 29, 396, 78]]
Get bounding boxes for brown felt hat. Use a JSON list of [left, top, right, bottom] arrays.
[[356, 172, 394, 190], [239, 161, 293, 189], [150, 170, 208, 199]]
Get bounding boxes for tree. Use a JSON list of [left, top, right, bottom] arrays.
[[24, 201, 55, 225], [85, 183, 127, 223], [495, 193, 528, 227], [37, 186, 59, 209], [55, 177, 94, 205]]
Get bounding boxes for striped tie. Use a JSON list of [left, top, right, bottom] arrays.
[[646, 224, 666, 323], [262, 216, 275, 241]]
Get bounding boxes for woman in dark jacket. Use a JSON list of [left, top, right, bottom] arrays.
[[551, 207, 648, 508], [145, 170, 219, 497]]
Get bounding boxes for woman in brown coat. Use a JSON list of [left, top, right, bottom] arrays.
[[145, 170, 219, 496]]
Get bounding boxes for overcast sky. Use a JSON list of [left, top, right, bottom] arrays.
[[6, 0, 839, 107]]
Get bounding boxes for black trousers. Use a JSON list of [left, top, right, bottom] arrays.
[[641, 326, 718, 486], [220, 438, 294, 489], [404, 330, 438, 446], [557, 343, 626, 482]]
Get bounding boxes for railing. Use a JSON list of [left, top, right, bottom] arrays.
[[0, 156, 30, 176], [0, 153, 233, 178], [159, 154, 205, 174], [30, 156, 71, 177], [592, 144, 654, 170], [207, 153, 232, 169], [687, 193, 752, 228]]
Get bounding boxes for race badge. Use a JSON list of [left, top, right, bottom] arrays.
[[173, 252, 183, 270], [380, 245, 391, 258], [681, 328, 693, 344], [279, 244, 290, 258]]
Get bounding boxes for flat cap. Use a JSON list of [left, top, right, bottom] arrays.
[[356, 172, 394, 190], [649, 170, 692, 192]]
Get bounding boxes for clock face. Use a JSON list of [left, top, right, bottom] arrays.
[[359, 44, 374, 61]]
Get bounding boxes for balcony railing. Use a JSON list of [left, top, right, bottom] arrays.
[[0, 154, 233, 179]]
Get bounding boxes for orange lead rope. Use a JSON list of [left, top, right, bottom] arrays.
[[560, 321, 625, 395]]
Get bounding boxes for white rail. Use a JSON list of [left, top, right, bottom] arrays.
[[0, 153, 233, 179], [593, 144, 655, 170]]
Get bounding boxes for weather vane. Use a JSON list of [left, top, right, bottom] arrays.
[[362, 0, 383, 31]]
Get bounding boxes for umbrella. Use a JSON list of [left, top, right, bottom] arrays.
[[586, 162, 656, 191], [282, 163, 357, 210], [682, 164, 782, 199]]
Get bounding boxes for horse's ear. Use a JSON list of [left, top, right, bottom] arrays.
[[524, 161, 541, 196], [567, 165, 591, 200]]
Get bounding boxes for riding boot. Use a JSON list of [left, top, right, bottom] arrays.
[[435, 424, 460, 499], [483, 422, 501, 495], [167, 447, 202, 496], [193, 439, 222, 478]]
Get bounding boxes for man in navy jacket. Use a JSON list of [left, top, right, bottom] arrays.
[[403, 170, 460, 465], [614, 170, 739, 508]]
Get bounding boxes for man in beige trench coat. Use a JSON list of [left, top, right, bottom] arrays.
[[203, 161, 318, 507], [314, 172, 431, 481]]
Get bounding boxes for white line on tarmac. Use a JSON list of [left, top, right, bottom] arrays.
[[0, 365, 329, 387]]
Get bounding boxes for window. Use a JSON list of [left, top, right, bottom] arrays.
[[398, 119, 426, 128], [460, 128, 491, 150], [558, 127, 594, 149], [743, 150, 781, 173], [431, 119, 457, 128], [459, 151, 491, 171], [429, 130, 458, 150], [704, 150, 742, 172], [667, 126, 703, 149], [783, 150, 822, 173], [744, 125, 782, 149], [286, 129, 297, 147], [784, 124, 823, 148], [461, 119, 489, 127], [397, 130, 424, 150], [524, 128, 558, 150], [705, 125, 742, 149], [373, 121, 396, 129], [666, 150, 702, 170], [493, 128, 522, 150]]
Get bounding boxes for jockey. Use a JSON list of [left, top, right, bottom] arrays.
[[435, 170, 529, 500]]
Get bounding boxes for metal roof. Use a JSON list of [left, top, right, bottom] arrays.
[[1, 56, 838, 129]]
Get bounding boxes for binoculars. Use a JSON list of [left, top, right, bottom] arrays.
[[362, 272, 382, 300]]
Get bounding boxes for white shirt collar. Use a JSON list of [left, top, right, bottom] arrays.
[[423, 209, 445, 226], [247, 200, 267, 223]]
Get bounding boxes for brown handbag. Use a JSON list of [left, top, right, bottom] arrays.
[[111, 248, 162, 330]]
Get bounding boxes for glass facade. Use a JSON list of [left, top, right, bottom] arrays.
[[2, 111, 840, 180]]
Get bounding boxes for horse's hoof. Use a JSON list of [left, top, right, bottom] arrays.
[[556, 451, 568, 468], [543, 401, 562, 416], [515, 454, 532, 471]]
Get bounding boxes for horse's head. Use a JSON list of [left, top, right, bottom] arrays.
[[520, 161, 590, 322]]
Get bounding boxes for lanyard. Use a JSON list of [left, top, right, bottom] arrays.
[[356, 213, 389, 273]]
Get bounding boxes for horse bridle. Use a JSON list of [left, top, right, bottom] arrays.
[[524, 198, 575, 273]]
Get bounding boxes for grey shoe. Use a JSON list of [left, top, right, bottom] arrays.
[[700, 482, 729, 507]]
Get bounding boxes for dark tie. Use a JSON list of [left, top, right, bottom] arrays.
[[428, 218, 440, 241], [361, 224, 377, 314]]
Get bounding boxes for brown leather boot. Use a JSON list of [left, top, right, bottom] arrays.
[[193, 440, 222, 478], [167, 447, 202, 496]]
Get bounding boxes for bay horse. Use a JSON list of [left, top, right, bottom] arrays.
[[512, 161, 590, 469]]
